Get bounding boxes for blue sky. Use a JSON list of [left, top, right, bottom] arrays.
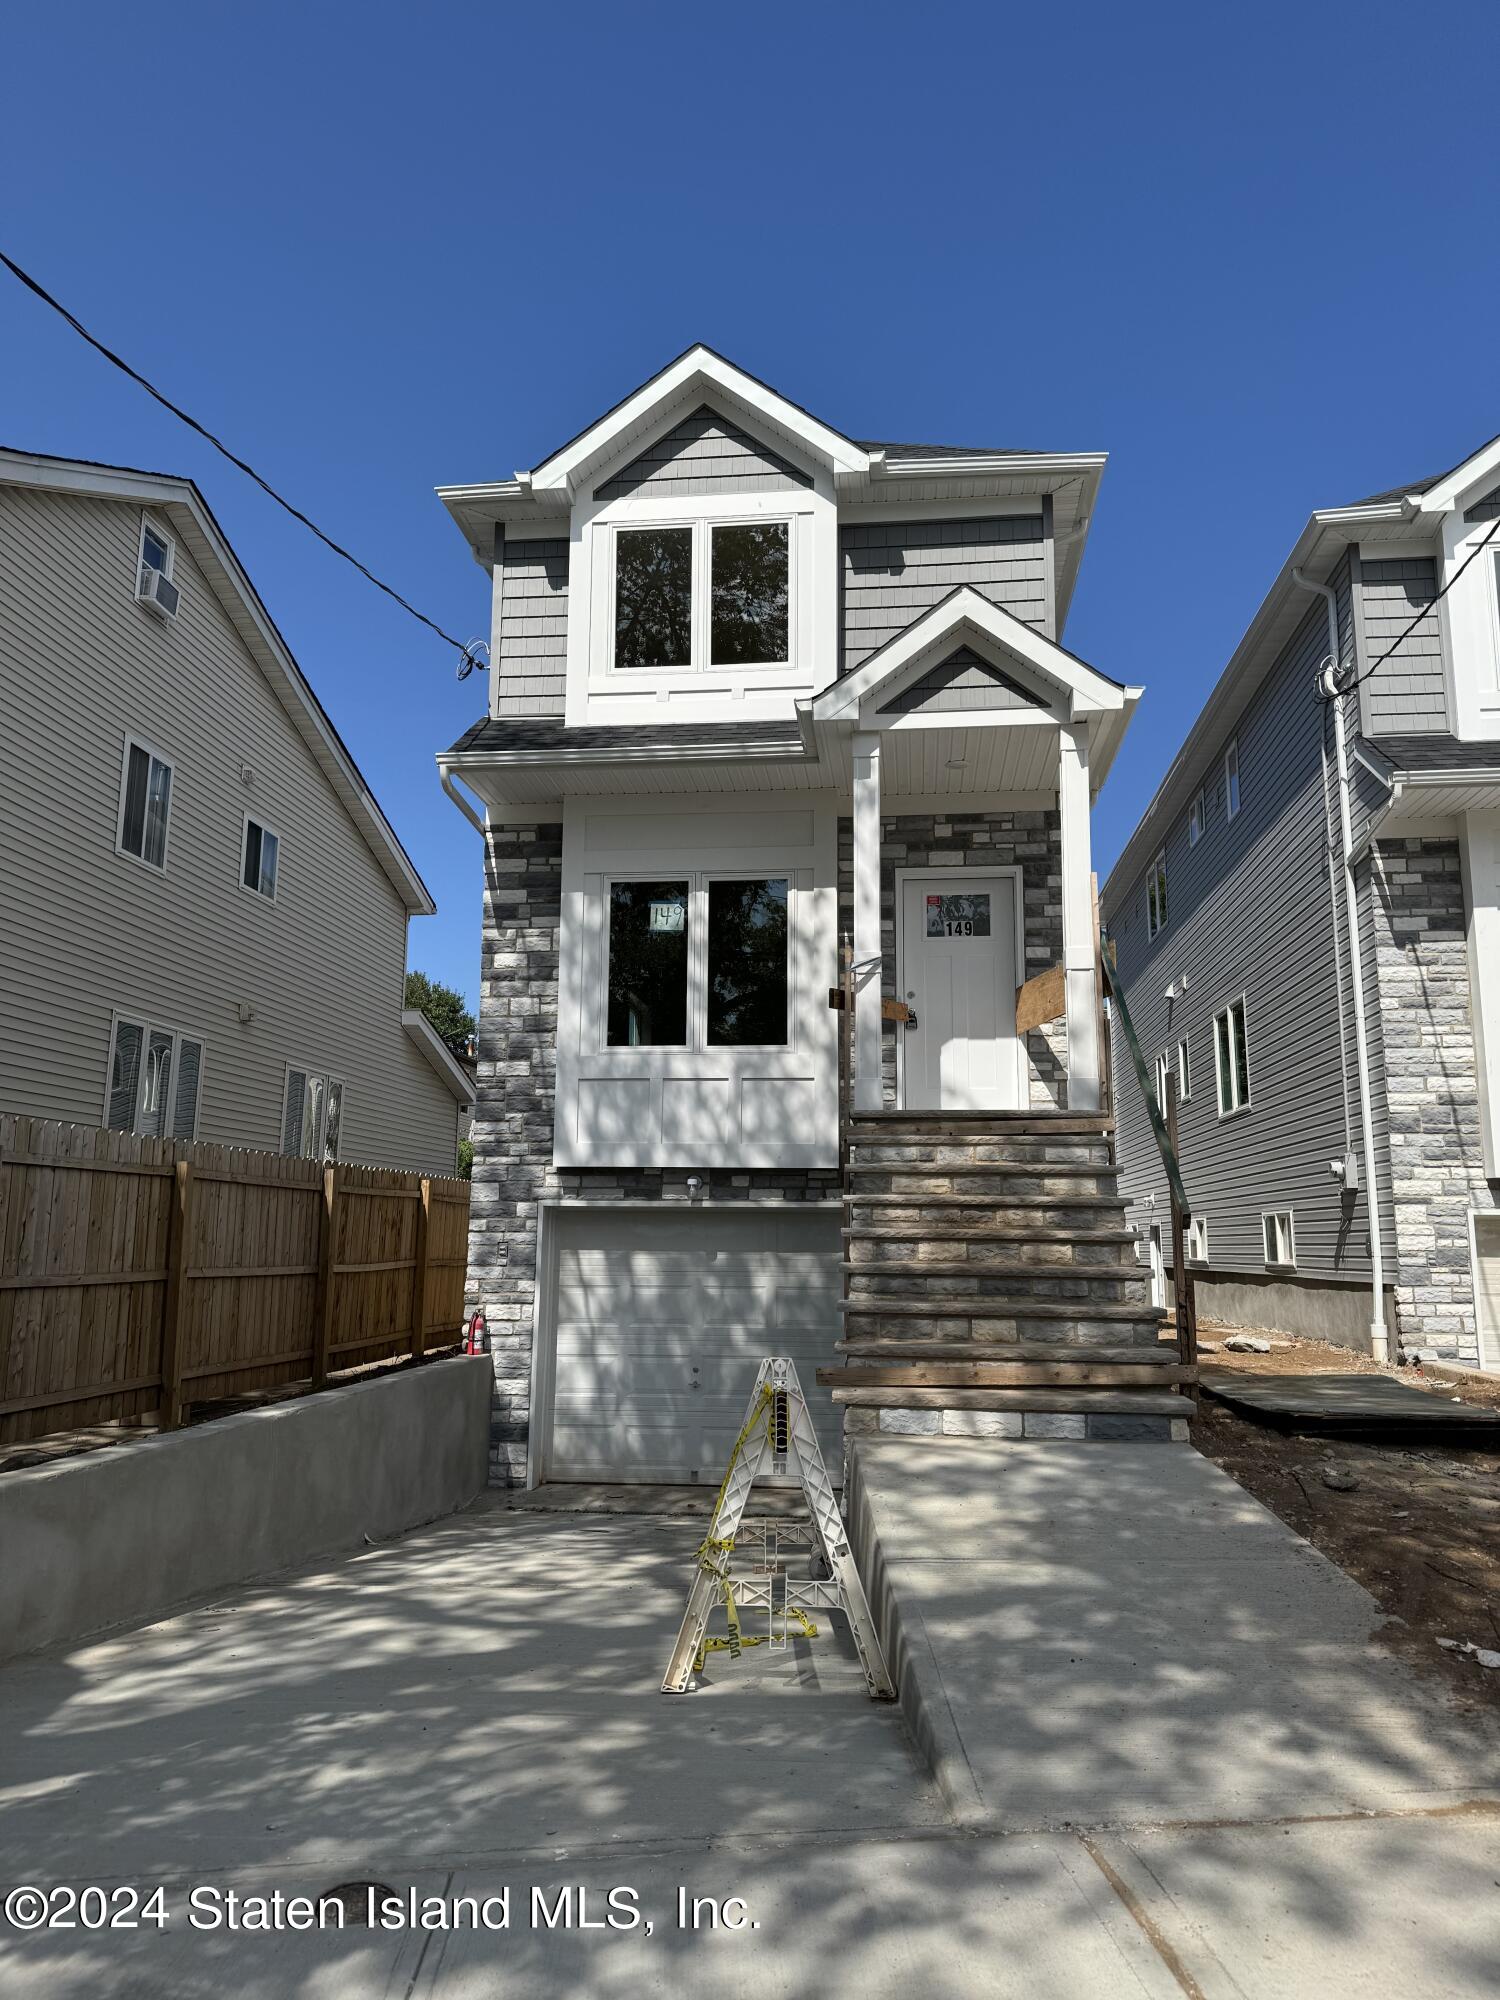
[[6, 2, 1498, 1009]]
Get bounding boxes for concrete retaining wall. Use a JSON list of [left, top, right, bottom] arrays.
[[0, 1356, 492, 1663]]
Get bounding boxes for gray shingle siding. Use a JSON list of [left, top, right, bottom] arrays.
[[593, 405, 813, 501], [876, 644, 1044, 716], [839, 516, 1047, 675], [494, 534, 568, 720], [1105, 564, 1383, 1289], [1358, 555, 1446, 736], [1463, 481, 1500, 524]]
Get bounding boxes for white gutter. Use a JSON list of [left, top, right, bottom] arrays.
[[438, 761, 488, 837], [1293, 567, 1389, 1360]]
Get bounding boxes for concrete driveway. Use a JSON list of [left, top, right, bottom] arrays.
[[2, 1488, 1499, 1997]]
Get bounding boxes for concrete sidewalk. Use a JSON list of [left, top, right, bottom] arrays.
[[848, 1437, 1500, 1828]]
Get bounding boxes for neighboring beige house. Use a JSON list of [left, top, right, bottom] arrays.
[[0, 447, 473, 1173]]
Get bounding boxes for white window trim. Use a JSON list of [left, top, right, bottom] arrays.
[[1467, 1206, 1500, 1372], [606, 513, 797, 681], [1188, 788, 1205, 846], [1213, 994, 1252, 1120], [114, 731, 176, 873], [1262, 1209, 1296, 1269], [1177, 1036, 1191, 1102], [1187, 1214, 1209, 1264], [138, 511, 176, 585], [1154, 1050, 1170, 1111], [240, 810, 281, 903], [1224, 738, 1241, 821], [102, 1010, 206, 1139], [602, 869, 797, 1054], [1146, 850, 1168, 940], [282, 1062, 346, 1161]]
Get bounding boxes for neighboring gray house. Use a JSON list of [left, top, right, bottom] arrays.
[[1102, 431, 1500, 1370], [438, 346, 1148, 1486], [0, 448, 473, 1173]]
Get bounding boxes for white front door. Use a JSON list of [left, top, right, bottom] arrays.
[[899, 872, 1022, 1111]]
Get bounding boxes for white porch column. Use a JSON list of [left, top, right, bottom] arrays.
[[852, 731, 884, 1111], [1059, 720, 1101, 1114]]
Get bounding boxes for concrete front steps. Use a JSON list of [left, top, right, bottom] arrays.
[[822, 1110, 1191, 1444]]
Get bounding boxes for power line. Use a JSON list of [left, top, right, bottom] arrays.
[[1323, 508, 1500, 701], [1, 248, 486, 678]]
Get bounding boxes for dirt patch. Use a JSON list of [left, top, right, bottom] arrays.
[[1191, 1330, 1500, 1712]]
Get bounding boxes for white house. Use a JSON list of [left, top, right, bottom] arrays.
[[438, 348, 1149, 1484]]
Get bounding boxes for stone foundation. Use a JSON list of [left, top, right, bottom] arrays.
[[843, 1406, 1187, 1443]]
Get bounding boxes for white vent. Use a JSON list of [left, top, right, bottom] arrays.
[[137, 566, 180, 619]]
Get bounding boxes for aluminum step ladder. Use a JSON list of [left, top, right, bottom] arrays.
[[661, 1356, 895, 1700]]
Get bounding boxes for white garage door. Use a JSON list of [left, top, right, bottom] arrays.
[[548, 1206, 844, 1484]]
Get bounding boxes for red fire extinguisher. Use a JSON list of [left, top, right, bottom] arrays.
[[465, 1309, 490, 1355]]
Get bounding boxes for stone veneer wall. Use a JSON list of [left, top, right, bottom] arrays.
[[465, 822, 838, 1485], [1370, 837, 1496, 1365], [837, 808, 1066, 1109]]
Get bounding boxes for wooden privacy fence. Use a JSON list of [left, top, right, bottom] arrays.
[[0, 1113, 472, 1447]]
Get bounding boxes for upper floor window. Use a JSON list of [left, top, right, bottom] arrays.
[[136, 515, 180, 619], [1154, 1051, 1170, 1111], [613, 520, 789, 672], [117, 734, 173, 870], [242, 816, 280, 900], [1224, 738, 1241, 820], [606, 874, 789, 1048], [106, 1014, 203, 1138], [1146, 851, 1168, 939], [1188, 789, 1205, 846], [1177, 1036, 1191, 1102], [1214, 997, 1251, 1117]]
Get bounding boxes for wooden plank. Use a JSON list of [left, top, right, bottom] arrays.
[[827, 988, 912, 1023], [0, 1269, 170, 1291], [0, 1373, 163, 1418], [312, 1164, 341, 1390], [411, 1179, 431, 1362], [0, 1154, 174, 1178], [157, 1159, 193, 1429], [820, 1361, 1194, 1388], [1015, 960, 1065, 1035]]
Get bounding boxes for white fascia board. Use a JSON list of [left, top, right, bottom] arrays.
[[402, 1010, 476, 1106], [811, 586, 1125, 724], [526, 347, 871, 495], [1413, 433, 1500, 514], [443, 739, 813, 769], [875, 450, 1107, 482], [0, 449, 436, 916]]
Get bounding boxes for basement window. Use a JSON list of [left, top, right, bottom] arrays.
[[1263, 1210, 1296, 1268], [1186, 1215, 1208, 1264]]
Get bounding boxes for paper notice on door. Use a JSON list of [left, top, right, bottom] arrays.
[[926, 893, 990, 938]]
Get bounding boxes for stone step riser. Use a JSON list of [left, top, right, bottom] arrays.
[[847, 1240, 1138, 1271], [847, 1274, 1151, 1306], [850, 1172, 1119, 1201], [842, 1313, 1165, 1346], [846, 1203, 1126, 1233], [844, 1408, 1188, 1443], [850, 1142, 1115, 1168]]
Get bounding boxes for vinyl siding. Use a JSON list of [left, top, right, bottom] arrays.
[[1104, 561, 1383, 1284], [1463, 482, 1500, 524], [1358, 555, 1446, 735], [876, 644, 1045, 715], [593, 405, 813, 501], [492, 532, 568, 720], [0, 484, 462, 1175], [839, 516, 1047, 675]]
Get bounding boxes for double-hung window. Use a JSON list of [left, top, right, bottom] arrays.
[[1214, 997, 1251, 1117], [1146, 851, 1168, 940], [106, 1015, 203, 1138], [1262, 1210, 1296, 1268], [242, 816, 280, 899], [117, 734, 174, 870], [606, 875, 790, 1048], [613, 520, 790, 673], [282, 1067, 344, 1160], [1188, 790, 1205, 846]]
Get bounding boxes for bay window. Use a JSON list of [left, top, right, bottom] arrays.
[[606, 874, 790, 1049]]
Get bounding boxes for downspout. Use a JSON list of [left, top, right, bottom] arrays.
[[439, 761, 489, 837], [1292, 568, 1388, 1360]]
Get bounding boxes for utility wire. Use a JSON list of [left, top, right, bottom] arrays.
[[1322, 507, 1500, 701], [1, 249, 486, 677]]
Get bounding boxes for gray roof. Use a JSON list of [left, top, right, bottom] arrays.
[[1342, 430, 1500, 509], [1374, 733, 1500, 775], [446, 717, 808, 758]]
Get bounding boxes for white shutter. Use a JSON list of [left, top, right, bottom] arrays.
[[282, 1069, 307, 1155], [107, 1020, 144, 1130], [172, 1039, 203, 1139]]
